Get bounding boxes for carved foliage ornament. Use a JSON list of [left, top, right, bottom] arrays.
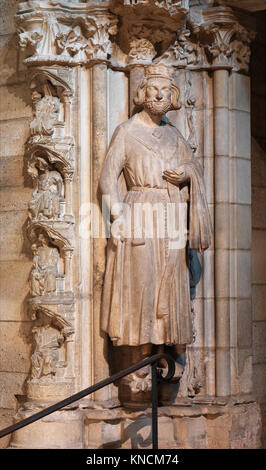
[[200, 21, 254, 71], [120, 0, 189, 16], [155, 28, 202, 67], [128, 38, 156, 63], [16, 9, 118, 64]]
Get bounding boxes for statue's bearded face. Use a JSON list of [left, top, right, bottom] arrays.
[[144, 77, 172, 116]]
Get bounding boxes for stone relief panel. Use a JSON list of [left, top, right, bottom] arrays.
[[12, 44, 77, 402], [30, 232, 60, 297], [27, 303, 75, 399], [28, 158, 63, 221]]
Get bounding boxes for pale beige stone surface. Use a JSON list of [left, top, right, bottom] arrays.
[[230, 250, 252, 298], [0, 156, 25, 187], [10, 410, 83, 449], [214, 203, 230, 249], [0, 0, 17, 35], [230, 110, 251, 159], [0, 118, 31, 157], [0, 409, 13, 449], [84, 401, 261, 449], [0, 321, 32, 373], [0, 85, 32, 121], [0, 260, 32, 321], [214, 157, 230, 202], [229, 73, 250, 113], [230, 204, 252, 249], [0, 210, 30, 261], [0, 187, 31, 212], [214, 110, 229, 156], [0, 372, 27, 409], [0, 34, 22, 87], [230, 157, 252, 204]]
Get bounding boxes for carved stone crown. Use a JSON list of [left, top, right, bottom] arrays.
[[145, 64, 173, 80]]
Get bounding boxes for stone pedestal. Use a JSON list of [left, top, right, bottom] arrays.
[[83, 398, 261, 449], [10, 407, 83, 449]]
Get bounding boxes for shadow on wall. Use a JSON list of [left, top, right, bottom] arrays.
[[100, 415, 153, 449]]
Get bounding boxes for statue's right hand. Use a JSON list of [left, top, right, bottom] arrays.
[[111, 214, 126, 246]]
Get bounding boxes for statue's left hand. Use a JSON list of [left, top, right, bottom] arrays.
[[163, 164, 190, 185]]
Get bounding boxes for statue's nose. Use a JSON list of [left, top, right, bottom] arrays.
[[156, 94, 163, 101]]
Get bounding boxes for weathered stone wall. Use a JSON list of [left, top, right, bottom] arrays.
[[0, 0, 33, 448], [251, 11, 266, 449]]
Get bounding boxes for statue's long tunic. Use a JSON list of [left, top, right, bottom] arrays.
[[100, 113, 212, 346]]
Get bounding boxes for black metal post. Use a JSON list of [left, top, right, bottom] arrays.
[[151, 361, 158, 449]]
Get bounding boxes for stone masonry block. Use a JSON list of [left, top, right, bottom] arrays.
[[0, 84, 32, 121], [0, 260, 32, 321], [0, 210, 30, 261], [0, 371, 27, 409], [0, 118, 31, 158], [252, 230, 266, 284], [0, 321, 32, 373], [252, 284, 266, 321], [253, 321, 266, 364]]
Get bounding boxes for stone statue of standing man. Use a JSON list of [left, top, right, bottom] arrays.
[[99, 65, 212, 397]]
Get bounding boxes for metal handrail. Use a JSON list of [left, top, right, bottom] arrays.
[[0, 353, 176, 449]]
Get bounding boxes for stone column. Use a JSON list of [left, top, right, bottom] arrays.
[[79, 65, 94, 391], [202, 70, 216, 396], [201, 11, 255, 398], [91, 62, 110, 401], [63, 171, 73, 219], [63, 94, 72, 137], [63, 247, 73, 292], [213, 67, 231, 396]]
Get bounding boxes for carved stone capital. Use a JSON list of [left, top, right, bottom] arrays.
[[111, 0, 188, 66], [194, 6, 255, 72], [155, 27, 205, 68], [16, 1, 118, 66]]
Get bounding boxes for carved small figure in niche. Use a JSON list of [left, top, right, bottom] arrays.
[[30, 319, 66, 381], [30, 95, 60, 136], [28, 157, 63, 220], [100, 65, 212, 397], [30, 232, 59, 297]]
